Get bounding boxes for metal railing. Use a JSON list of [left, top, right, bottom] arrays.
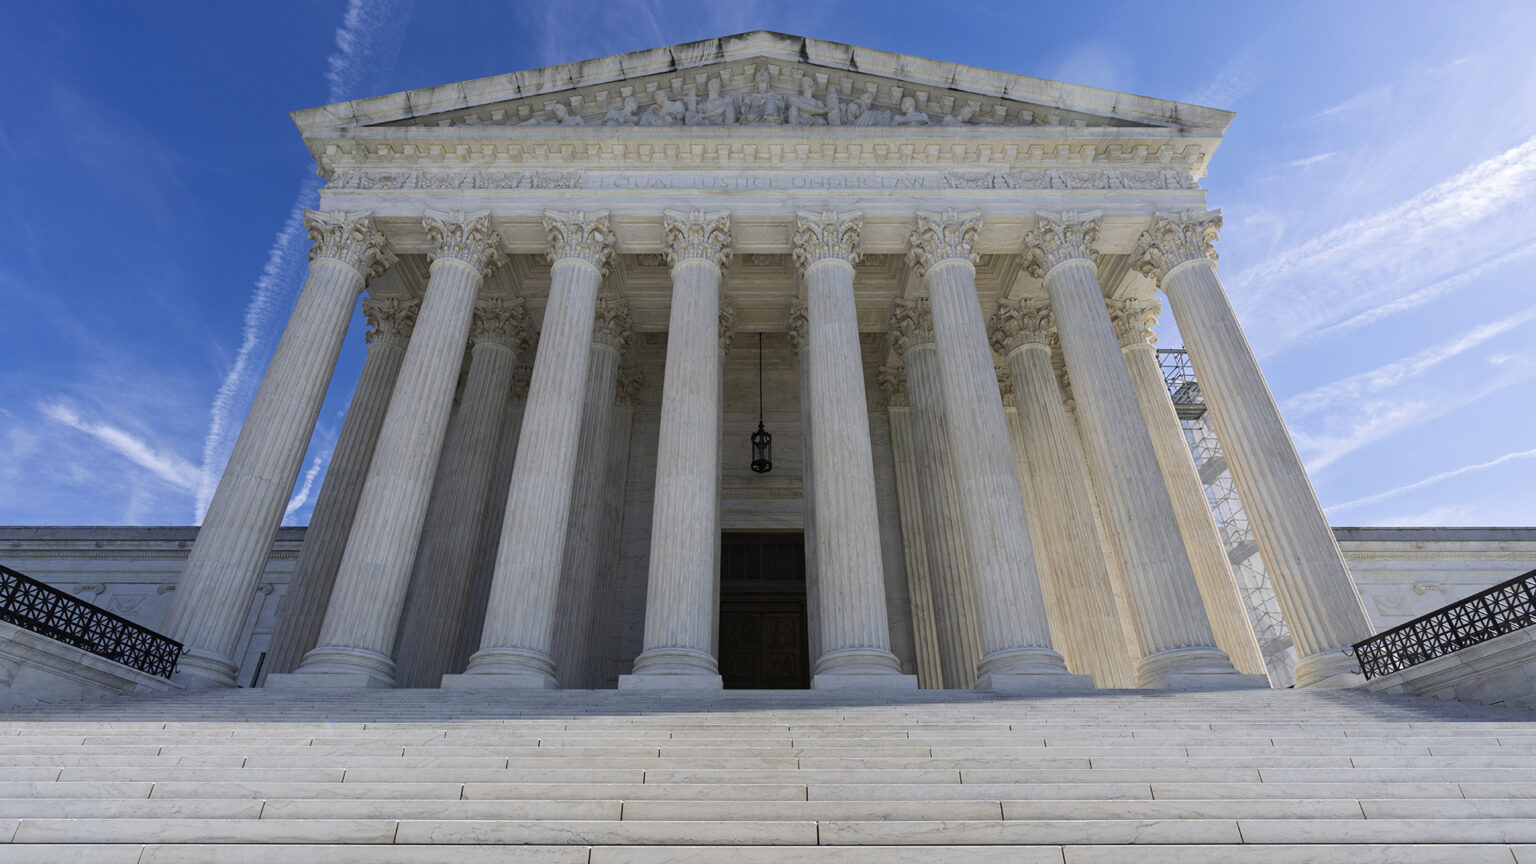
[[1156, 348, 1206, 419], [0, 563, 181, 679], [1353, 568, 1536, 680]]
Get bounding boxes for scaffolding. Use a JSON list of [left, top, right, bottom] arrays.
[[1158, 349, 1298, 686]]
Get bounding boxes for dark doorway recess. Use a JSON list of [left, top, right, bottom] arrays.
[[719, 533, 809, 690]]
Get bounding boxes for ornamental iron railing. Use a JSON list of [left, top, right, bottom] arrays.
[[1157, 348, 1206, 419], [0, 563, 181, 679], [1353, 567, 1536, 680]]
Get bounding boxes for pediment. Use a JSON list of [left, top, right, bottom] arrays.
[[293, 32, 1232, 138]]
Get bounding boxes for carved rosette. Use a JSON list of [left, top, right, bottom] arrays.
[[1132, 210, 1222, 284], [792, 209, 863, 274], [592, 295, 634, 353], [615, 366, 645, 406], [663, 209, 733, 271], [906, 209, 983, 278], [988, 297, 1055, 356], [423, 209, 507, 278], [471, 297, 533, 352], [786, 298, 810, 355], [888, 296, 936, 356], [1023, 210, 1102, 279], [876, 365, 909, 407], [544, 209, 616, 277], [305, 210, 395, 278], [1106, 297, 1162, 349], [718, 295, 738, 356], [361, 297, 419, 348]]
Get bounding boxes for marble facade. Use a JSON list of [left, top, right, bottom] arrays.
[[160, 32, 1376, 693]]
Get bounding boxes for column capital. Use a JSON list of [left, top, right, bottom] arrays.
[[988, 297, 1055, 356], [423, 209, 507, 278], [544, 209, 616, 277], [718, 295, 738, 356], [511, 365, 533, 401], [1132, 209, 1222, 283], [361, 297, 419, 349], [793, 209, 863, 273], [471, 297, 533, 352], [876, 365, 909, 407], [1024, 210, 1102, 279], [1106, 297, 1162, 349], [996, 364, 1015, 407], [906, 209, 982, 278], [305, 210, 395, 278], [787, 297, 810, 355], [663, 208, 732, 271], [616, 366, 645, 406], [888, 296, 935, 357], [592, 295, 634, 353]]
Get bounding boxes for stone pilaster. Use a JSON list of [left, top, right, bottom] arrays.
[[990, 299, 1138, 689], [622, 209, 732, 689], [1107, 296, 1267, 676], [794, 210, 911, 688], [453, 211, 615, 688], [1027, 210, 1251, 689], [274, 210, 501, 688], [889, 298, 982, 688], [167, 210, 392, 688], [908, 209, 1081, 690], [551, 296, 632, 688], [1134, 209, 1371, 688], [879, 367, 943, 689], [263, 296, 416, 681], [392, 297, 532, 688], [788, 298, 821, 668]]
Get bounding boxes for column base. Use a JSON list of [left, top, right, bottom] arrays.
[[813, 646, 905, 677], [440, 672, 557, 690], [265, 671, 393, 690], [282, 645, 396, 688], [812, 673, 918, 692], [976, 646, 1073, 679], [977, 672, 1095, 693], [617, 673, 723, 691], [170, 647, 240, 690], [1135, 646, 1262, 690], [630, 646, 719, 677], [461, 645, 558, 683], [1295, 648, 1367, 690]]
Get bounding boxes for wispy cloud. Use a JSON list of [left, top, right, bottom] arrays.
[[40, 400, 201, 492], [1327, 447, 1536, 515], [1184, 49, 1264, 108], [283, 454, 326, 524], [1285, 152, 1337, 169]]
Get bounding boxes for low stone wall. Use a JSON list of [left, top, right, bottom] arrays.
[[1361, 626, 1536, 710], [1335, 527, 1536, 633], [0, 620, 177, 708]]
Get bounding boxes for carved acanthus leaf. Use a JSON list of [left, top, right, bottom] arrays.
[[305, 210, 395, 278], [718, 295, 738, 355], [906, 209, 982, 278], [1132, 209, 1222, 283], [996, 364, 1015, 406], [592, 295, 634, 353], [544, 209, 616, 277], [988, 298, 1054, 355], [511, 365, 533, 401], [1105, 297, 1162, 349], [471, 297, 533, 352], [888, 296, 936, 356], [362, 297, 420, 347], [786, 298, 810, 355], [663, 209, 732, 271], [1024, 210, 1102, 279], [422, 209, 507, 278], [615, 366, 645, 406], [792, 209, 862, 273]]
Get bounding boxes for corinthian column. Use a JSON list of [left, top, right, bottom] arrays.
[[620, 209, 731, 689], [908, 210, 1082, 690], [1107, 297, 1267, 676], [878, 368, 943, 688], [166, 210, 392, 688], [263, 297, 417, 680], [889, 299, 981, 688], [1027, 210, 1255, 690], [793, 210, 912, 689], [551, 296, 632, 688], [1133, 210, 1371, 688], [989, 300, 1137, 689], [274, 210, 502, 688], [392, 297, 532, 688], [788, 299, 821, 668], [452, 211, 615, 688]]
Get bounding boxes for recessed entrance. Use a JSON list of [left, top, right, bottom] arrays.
[[719, 533, 810, 690]]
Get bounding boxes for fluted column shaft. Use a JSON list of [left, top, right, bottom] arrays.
[[285, 210, 502, 687], [789, 300, 822, 667], [458, 211, 615, 687], [1028, 211, 1239, 688], [1112, 299, 1267, 676], [881, 386, 943, 688], [992, 305, 1137, 689], [909, 210, 1072, 685], [166, 210, 390, 688], [392, 299, 528, 688], [1136, 210, 1370, 688], [626, 209, 731, 685], [263, 298, 415, 680]]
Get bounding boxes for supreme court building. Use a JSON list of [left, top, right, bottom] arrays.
[[161, 32, 1373, 695]]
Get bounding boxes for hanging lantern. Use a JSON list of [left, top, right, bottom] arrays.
[[751, 332, 773, 474]]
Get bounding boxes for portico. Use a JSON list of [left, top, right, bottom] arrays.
[[167, 32, 1371, 694]]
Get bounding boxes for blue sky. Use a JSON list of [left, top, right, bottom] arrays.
[[2, 1, 1534, 528]]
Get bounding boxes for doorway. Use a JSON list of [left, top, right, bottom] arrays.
[[719, 533, 809, 689]]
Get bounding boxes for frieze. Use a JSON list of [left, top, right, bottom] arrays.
[[328, 168, 1197, 193]]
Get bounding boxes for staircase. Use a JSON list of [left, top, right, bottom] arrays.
[[1, 687, 1534, 862]]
